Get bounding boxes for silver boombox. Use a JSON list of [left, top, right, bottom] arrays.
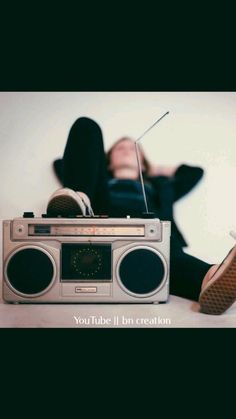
[[2, 216, 171, 303]]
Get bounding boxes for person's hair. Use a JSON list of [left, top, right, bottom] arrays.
[[106, 136, 152, 177]]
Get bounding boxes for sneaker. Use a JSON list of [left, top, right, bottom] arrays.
[[46, 188, 93, 217], [199, 244, 236, 315]]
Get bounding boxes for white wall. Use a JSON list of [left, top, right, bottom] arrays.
[[0, 92, 236, 264]]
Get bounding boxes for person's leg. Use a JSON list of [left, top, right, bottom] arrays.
[[62, 117, 110, 214], [169, 245, 213, 301], [53, 159, 63, 184], [170, 242, 236, 314]]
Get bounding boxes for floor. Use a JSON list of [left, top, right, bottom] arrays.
[[1, 294, 236, 328], [1, 221, 236, 328]]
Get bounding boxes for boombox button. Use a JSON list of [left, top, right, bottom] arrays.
[[75, 287, 97, 294], [15, 224, 25, 235], [23, 212, 35, 218], [147, 224, 158, 236]]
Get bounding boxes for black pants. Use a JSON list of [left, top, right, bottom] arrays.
[[57, 117, 212, 302], [62, 117, 110, 214]]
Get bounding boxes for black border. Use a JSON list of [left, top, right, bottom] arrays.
[[1, 22, 236, 386], [1, 34, 236, 92]]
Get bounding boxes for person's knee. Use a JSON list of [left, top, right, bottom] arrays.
[[69, 117, 104, 149], [72, 116, 101, 131]]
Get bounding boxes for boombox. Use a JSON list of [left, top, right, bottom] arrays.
[[2, 216, 171, 303]]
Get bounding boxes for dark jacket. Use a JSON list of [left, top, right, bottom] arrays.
[[146, 164, 204, 247]]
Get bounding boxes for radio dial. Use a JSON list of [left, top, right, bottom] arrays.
[[147, 224, 158, 237], [15, 224, 25, 236]]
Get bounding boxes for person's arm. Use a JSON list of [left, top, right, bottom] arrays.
[[148, 163, 204, 202], [148, 164, 178, 177], [172, 164, 204, 201]]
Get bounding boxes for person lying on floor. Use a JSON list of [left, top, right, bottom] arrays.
[[46, 117, 236, 315]]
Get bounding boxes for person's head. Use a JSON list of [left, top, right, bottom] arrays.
[[106, 137, 151, 177]]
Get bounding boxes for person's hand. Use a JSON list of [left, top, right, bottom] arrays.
[[148, 164, 177, 177]]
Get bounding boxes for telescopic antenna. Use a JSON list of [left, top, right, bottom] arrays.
[[230, 231, 236, 241], [135, 111, 169, 216]]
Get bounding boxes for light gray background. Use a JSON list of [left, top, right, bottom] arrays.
[[1, 91, 236, 265]]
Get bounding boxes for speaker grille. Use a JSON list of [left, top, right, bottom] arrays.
[[6, 248, 54, 295], [118, 248, 165, 295]]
